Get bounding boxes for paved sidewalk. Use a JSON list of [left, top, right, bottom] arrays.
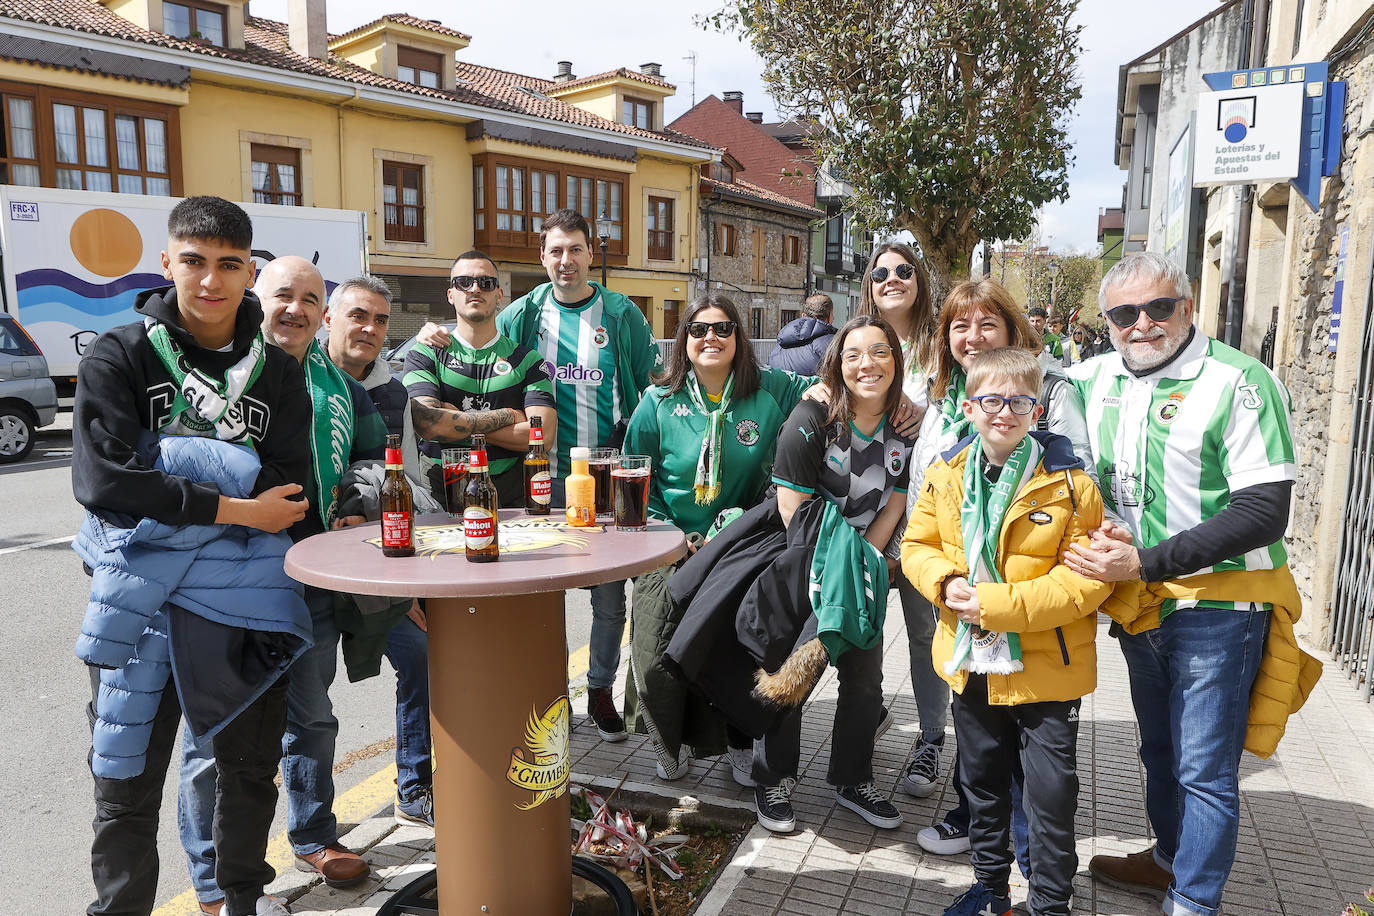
[[273, 607, 1374, 915]]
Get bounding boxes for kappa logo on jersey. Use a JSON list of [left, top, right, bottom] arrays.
[[592, 326, 609, 348], [887, 447, 905, 475], [1103, 469, 1156, 509], [1155, 392, 1186, 425], [671, 403, 695, 418], [461, 395, 492, 412], [1237, 383, 1264, 409], [542, 360, 605, 386], [736, 419, 761, 446]]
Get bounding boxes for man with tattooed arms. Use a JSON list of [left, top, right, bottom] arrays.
[[404, 249, 556, 506]]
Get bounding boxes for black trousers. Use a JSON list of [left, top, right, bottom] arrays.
[[953, 674, 1080, 916], [87, 666, 288, 916], [754, 640, 883, 787]]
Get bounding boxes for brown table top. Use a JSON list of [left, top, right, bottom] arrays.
[[284, 510, 686, 598]]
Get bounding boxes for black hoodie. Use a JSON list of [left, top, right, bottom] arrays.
[[72, 285, 313, 527]]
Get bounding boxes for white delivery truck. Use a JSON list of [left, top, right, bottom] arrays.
[[0, 187, 368, 403]]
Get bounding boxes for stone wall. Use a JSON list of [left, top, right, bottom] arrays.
[[697, 198, 811, 340]]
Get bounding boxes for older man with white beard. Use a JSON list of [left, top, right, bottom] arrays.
[[1062, 252, 1317, 916]]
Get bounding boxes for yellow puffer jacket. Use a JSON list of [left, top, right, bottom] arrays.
[[1102, 567, 1321, 759], [901, 439, 1138, 705]]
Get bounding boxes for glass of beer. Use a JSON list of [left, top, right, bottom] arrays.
[[441, 448, 469, 518], [612, 455, 651, 531], [588, 447, 618, 522]]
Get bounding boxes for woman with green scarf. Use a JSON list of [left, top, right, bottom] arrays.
[[623, 293, 816, 781]]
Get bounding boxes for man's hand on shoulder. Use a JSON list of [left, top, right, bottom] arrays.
[[417, 322, 451, 348], [1064, 529, 1140, 582], [217, 483, 308, 533]]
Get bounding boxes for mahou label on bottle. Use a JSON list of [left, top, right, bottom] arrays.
[[463, 506, 496, 548], [381, 511, 411, 544], [529, 472, 552, 505]]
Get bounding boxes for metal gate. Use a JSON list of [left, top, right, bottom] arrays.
[[1329, 238, 1374, 701]]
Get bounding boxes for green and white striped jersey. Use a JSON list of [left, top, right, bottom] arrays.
[[1070, 330, 1295, 580], [496, 282, 661, 477]]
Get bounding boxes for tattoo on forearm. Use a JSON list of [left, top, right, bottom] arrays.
[[410, 398, 516, 442]]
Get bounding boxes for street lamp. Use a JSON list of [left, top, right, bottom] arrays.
[[1047, 258, 1060, 319], [595, 211, 612, 289]]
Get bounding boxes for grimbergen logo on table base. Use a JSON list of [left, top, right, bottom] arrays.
[[507, 696, 571, 810]]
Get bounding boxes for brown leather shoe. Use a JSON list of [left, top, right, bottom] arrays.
[[294, 843, 370, 888], [1089, 847, 1173, 894], [197, 901, 223, 916]]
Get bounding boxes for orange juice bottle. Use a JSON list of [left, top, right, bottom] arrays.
[[565, 446, 595, 527]]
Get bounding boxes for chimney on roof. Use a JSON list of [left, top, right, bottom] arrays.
[[722, 91, 743, 114], [555, 61, 575, 82], [287, 0, 327, 60], [745, 112, 763, 123], [640, 62, 662, 78]]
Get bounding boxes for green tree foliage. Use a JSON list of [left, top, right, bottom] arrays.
[[707, 0, 1083, 294]]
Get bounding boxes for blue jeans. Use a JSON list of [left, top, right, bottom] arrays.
[[180, 587, 341, 898], [588, 580, 627, 689], [384, 614, 431, 801], [896, 570, 949, 742], [1117, 606, 1271, 916]]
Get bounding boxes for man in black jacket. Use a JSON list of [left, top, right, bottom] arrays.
[[768, 293, 836, 376], [73, 196, 311, 916]]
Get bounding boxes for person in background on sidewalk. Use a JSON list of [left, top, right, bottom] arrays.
[[180, 256, 388, 912], [323, 276, 434, 831], [415, 212, 659, 742], [74, 197, 313, 916], [768, 292, 836, 376], [405, 250, 556, 508], [1067, 252, 1317, 916], [902, 346, 1119, 916]]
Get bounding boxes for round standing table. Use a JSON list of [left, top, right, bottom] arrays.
[[285, 510, 686, 915]]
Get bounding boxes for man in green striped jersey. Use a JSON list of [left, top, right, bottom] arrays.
[[1063, 253, 1296, 916], [404, 250, 556, 507], [416, 211, 660, 741]]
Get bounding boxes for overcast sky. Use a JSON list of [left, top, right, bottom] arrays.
[[250, 0, 1225, 253]]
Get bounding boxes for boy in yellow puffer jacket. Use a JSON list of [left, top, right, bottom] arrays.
[[901, 347, 1117, 916]]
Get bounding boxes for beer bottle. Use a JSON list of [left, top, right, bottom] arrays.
[[380, 434, 415, 557], [463, 434, 500, 562], [523, 416, 552, 516], [565, 446, 595, 528]]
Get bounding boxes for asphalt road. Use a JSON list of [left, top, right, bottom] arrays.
[[0, 415, 599, 912]]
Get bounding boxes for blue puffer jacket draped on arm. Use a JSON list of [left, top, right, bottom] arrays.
[[73, 434, 313, 779]]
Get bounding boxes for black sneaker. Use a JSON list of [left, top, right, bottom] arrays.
[[917, 818, 971, 854], [395, 787, 434, 828], [835, 782, 903, 828], [754, 778, 797, 832], [901, 735, 944, 798], [587, 686, 626, 742]]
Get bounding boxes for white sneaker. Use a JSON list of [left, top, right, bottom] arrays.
[[215, 896, 290, 916], [917, 819, 971, 855], [726, 744, 755, 787], [656, 747, 689, 781]]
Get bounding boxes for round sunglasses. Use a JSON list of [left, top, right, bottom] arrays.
[[686, 320, 736, 339], [1105, 295, 1184, 328], [870, 263, 916, 283]]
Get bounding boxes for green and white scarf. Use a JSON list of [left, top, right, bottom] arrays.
[[935, 370, 973, 457], [146, 318, 265, 444], [946, 434, 1043, 675], [685, 371, 733, 505], [302, 339, 355, 526]]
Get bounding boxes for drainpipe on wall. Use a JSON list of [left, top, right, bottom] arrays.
[[1222, 0, 1269, 350]]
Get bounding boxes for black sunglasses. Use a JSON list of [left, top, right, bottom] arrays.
[[1105, 296, 1184, 329], [450, 275, 500, 292], [871, 263, 916, 283], [686, 320, 736, 339]]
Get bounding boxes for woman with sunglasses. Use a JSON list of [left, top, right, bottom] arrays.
[[622, 293, 818, 781], [904, 277, 1098, 862]]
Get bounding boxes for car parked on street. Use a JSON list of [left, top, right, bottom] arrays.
[[0, 313, 58, 463]]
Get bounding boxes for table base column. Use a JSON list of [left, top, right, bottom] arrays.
[[426, 592, 572, 915]]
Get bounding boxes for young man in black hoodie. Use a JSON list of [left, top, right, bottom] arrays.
[[73, 196, 312, 916]]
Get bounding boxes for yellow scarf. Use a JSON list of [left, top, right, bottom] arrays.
[[1102, 566, 1321, 759]]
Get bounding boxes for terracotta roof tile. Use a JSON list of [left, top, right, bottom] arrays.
[[702, 175, 823, 218], [549, 66, 673, 92], [0, 0, 715, 151], [329, 12, 471, 45], [671, 95, 817, 207]]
